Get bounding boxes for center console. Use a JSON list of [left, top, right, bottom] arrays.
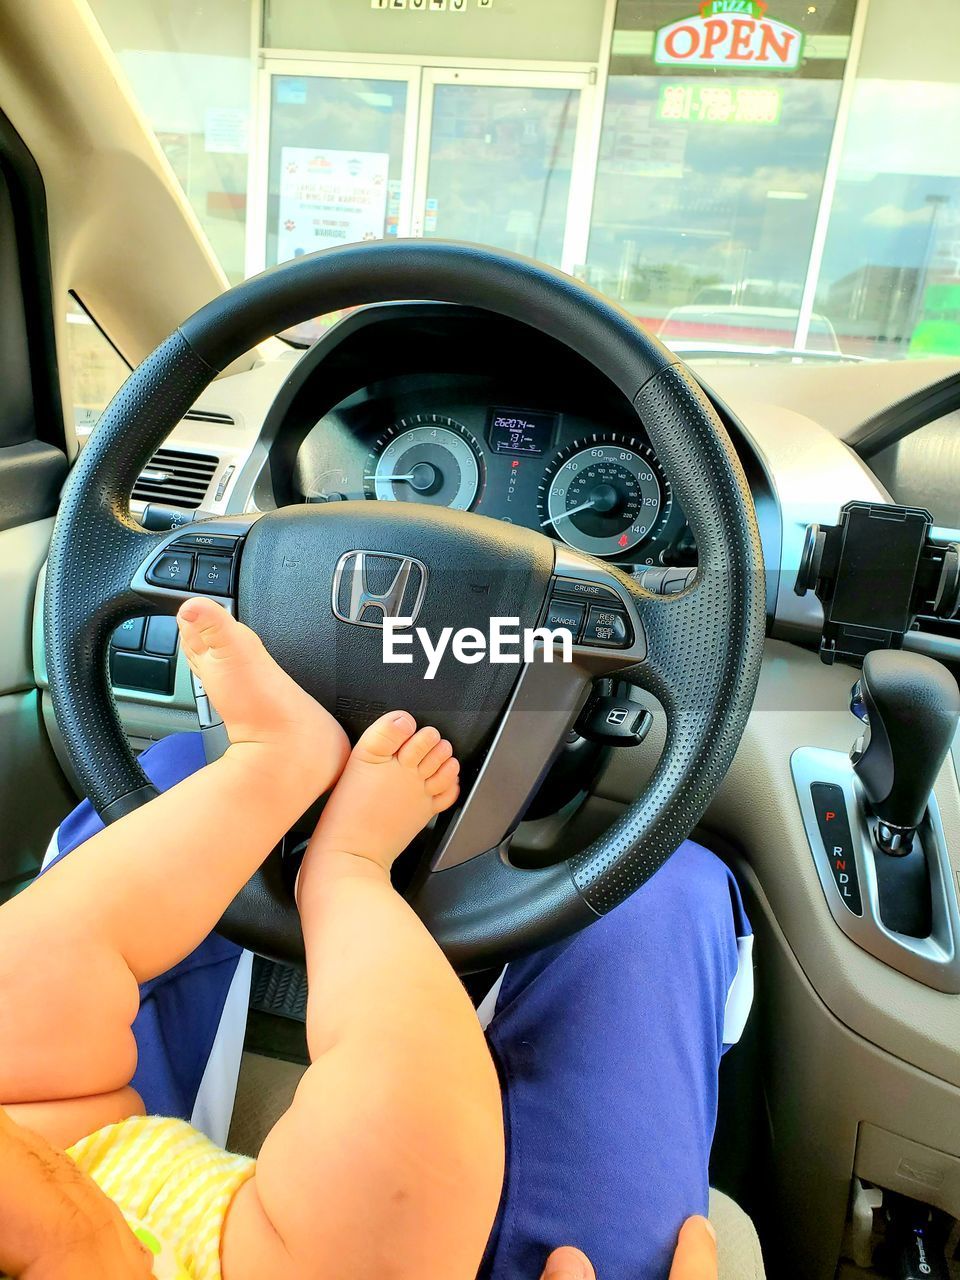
[[792, 650, 960, 993]]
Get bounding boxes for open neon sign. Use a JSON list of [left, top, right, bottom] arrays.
[[654, 1, 804, 71]]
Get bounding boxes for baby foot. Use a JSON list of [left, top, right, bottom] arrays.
[[176, 598, 350, 796], [305, 711, 461, 874]]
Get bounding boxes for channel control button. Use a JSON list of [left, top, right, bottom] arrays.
[[582, 606, 631, 648], [146, 553, 194, 590], [810, 782, 862, 916], [192, 555, 233, 596], [545, 599, 585, 637]]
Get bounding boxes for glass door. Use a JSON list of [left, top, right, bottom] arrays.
[[412, 68, 596, 273], [250, 61, 421, 273]]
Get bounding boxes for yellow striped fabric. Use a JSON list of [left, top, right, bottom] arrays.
[[66, 1114, 255, 1279]]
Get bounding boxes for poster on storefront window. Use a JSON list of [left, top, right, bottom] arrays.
[[277, 147, 390, 261]]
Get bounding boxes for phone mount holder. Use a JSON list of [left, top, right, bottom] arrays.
[[795, 501, 960, 666]]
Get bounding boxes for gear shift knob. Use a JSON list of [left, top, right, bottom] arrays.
[[851, 650, 960, 854]]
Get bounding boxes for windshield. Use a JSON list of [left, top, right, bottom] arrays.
[[86, 0, 960, 364]]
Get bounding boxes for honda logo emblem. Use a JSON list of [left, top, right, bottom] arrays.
[[332, 551, 428, 628]]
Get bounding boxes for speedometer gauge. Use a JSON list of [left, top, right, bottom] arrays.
[[364, 415, 484, 511], [539, 435, 671, 558]]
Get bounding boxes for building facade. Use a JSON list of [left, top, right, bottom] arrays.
[[87, 0, 960, 361]]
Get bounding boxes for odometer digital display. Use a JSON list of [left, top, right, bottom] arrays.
[[487, 408, 557, 457]]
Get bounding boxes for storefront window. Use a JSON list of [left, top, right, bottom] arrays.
[[417, 80, 580, 269], [86, 0, 960, 361], [265, 72, 411, 269], [586, 0, 856, 353], [814, 0, 960, 357]]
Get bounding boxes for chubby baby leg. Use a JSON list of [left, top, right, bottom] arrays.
[[221, 714, 504, 1280], [0, 599, 348, 1144]]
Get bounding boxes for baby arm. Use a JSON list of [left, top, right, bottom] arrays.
[[223, 713, 505, 1280]]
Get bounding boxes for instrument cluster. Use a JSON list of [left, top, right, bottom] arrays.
[[295, 390, 694, 567]]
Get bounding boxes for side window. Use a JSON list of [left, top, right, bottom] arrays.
[[870, 409, 960, 529], [65, 296, 130, 435], [0, 110, 68, 530]]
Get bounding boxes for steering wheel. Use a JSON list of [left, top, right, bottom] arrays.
[[44, 241, 765, 973]]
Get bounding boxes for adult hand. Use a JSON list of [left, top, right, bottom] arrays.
[[540, 1214, 718, 1279], [0, 1107, 152, 1279]]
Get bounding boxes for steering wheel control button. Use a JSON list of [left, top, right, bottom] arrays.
[[552, 579, 623, 605], [195, 694, 222, 729], [146, 552, 195, 590], [191, 671, 223, 728], [111, 617, 145, 651], [109, 651, 175, 696], [144, 615, 180, 656], [171, 532, 238, 553], [191, 555, 233, 596], [545, 599, 586, 637], [582, 606, 631, 648], [810, 782, 863, 916]]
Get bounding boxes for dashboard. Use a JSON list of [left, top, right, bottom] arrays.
[[270, 305, 698, 571], [293, 383, 693, 569]]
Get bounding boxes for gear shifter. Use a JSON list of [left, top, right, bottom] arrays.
[[851, 650, 960, 855]]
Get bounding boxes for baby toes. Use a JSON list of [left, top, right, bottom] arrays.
[[177, 597, 235, 657], [432, 783, 460, 814], [397, 726, 442, 770], [425, 757, 460, 797], [417, 738, 454, 778], [354, 711, 417, 763]]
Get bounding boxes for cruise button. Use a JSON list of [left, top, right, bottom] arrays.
[[553, 579, 624, 605]]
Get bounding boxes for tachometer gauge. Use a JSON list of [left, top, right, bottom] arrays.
[[539, 435, 671, 558], [365, 415, 484, 511]]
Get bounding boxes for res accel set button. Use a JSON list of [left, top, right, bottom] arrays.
[[582, 607, 631, 647]]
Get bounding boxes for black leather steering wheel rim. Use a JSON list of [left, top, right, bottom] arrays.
[[44, 240, 765, 971]]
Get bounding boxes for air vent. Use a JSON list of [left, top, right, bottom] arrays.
[[183, 410, 236, 426], [132, 447, 219, 509]]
